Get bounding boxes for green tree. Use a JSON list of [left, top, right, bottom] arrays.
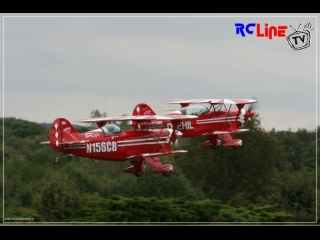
[[85, 109, 131, 130], [32, 171, 80, 222], [84, 109, 108, 130], [175, 114, 287, 207], [269, 128, 316, 171], [129, 157, 206, 200], [277, 166, 316, 222]]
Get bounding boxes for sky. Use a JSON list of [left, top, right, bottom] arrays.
[[1, 13, 318, 132]]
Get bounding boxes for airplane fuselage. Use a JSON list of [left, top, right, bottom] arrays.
[[51, 128, 173, 161], [162, 109, 244, 137]]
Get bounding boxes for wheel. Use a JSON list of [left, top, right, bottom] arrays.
[[135, 172, 143, 177], [212, 140, 221, 149], [54, 158, 59, 164], [162, 173, 171, 177]]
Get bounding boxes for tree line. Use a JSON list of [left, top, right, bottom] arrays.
[[0, 112, 318, 224]]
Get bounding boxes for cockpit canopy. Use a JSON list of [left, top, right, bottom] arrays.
[[180, 105, 209, 115], [101, 124, 123, 134]]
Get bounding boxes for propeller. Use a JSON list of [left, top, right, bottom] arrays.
[[248, 95, 259, 112], [169, 128, 183, 147], [173, 130, 183, 147], [246, 95, 259, 120]]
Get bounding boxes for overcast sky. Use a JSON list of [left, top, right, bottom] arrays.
[[1, 13, 318, 131]]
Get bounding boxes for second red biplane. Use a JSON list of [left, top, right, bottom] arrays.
[[132, 98, 258, 149], [41, 114, 197, 177]]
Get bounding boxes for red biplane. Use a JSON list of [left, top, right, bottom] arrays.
[[132, 98, 257, 149], [40, 114, 197, 177]]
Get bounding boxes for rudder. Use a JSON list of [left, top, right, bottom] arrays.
[[49, 118, 80, 150], [132, 103, 156, 116], [132, 103, 157, 129]]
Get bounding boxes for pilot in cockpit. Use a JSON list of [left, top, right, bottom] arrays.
[[102, 124, 123, 134]]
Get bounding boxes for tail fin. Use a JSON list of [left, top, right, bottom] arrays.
[[132, 103, 157, 116], [132, 103, 157, 129], [49, 118, 81, 151]]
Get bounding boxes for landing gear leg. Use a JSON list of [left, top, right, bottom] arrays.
[[212, 139, 221, 149], [53, 153, 65, 164]]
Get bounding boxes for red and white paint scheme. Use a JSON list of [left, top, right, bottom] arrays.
[[132, 98, 258, 149], [41, 114, 197, 177]]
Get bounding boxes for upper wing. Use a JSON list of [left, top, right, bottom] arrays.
[[74, 116, 124, 123], [166, 99, 257, 107], [196, 99, 257, 105], [166, 99, 205, 107], [75, 115, 198, 124]]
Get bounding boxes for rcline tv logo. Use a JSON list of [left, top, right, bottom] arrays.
[[235, 23, 288, 39], [286, 23, 313, 51]]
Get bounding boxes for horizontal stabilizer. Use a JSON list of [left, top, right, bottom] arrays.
[[45, 139, 89, 149], [58, 140, 89, 145], [40, 141, 49, 145], [166, 99, 257, 105]]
